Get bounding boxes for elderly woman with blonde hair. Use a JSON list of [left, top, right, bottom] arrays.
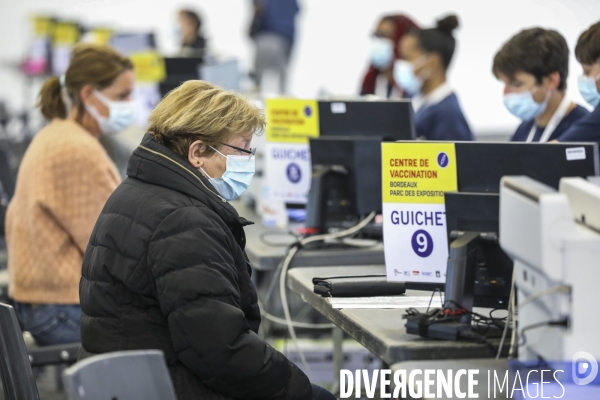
[[79, 81, 335, 400]]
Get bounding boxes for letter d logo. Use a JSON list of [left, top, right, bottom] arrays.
[[572, 351, 598, 385]]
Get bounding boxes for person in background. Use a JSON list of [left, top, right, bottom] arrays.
[[395, 14, 473, 141], [558, 21, 600, 144], [249, 0, 299, 93], [493, 28, 589, 142], [79, 80, 335, 400], [178, 9, 207, 57], [360, 14, 419, 97], [6, 43, 132, 345]]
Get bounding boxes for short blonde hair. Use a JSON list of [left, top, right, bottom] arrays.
[[148, 80, 265, 158]]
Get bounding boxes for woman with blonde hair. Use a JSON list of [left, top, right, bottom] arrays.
[[6, 43, 133, 345], [79, 80, 335, 400]]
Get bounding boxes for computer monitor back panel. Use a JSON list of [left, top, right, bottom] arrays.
[[455, 142, 599, 193], [318, 100, 415, 141], [110, 33, 156, 56], [159, 57, 203, 97], [309, 136, 382, 225], [445, 192, 512, 309]]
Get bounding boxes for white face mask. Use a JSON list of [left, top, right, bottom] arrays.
[[199, 146, 256, 201], [85, 90, 136, 136], [370, 37, 394, 70], [578, 73, 600, 108], [393, 55, 430, 96], [503, 86, 550, 121]]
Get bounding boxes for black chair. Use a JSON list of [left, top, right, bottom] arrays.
[[27, 341, 80, 368], [62, 350, 177, 400], [0, 302, 39, 400]]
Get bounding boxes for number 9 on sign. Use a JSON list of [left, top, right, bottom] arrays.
[[411, 230, 433, 258]]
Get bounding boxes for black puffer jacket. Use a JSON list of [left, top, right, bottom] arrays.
[[79, 134, 312, 400]]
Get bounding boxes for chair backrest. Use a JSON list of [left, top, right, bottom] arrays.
[[0, 303, 40, 400], [0, 145, 15, 237], [62, 350, 177, 400]]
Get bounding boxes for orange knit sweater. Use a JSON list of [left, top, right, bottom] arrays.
[[6, 119, 121, 304]]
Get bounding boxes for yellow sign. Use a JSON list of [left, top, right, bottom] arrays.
[[382, 142, 457, 204], [52, 22, 80, 45], [265, 99, 319, 143], [90, 28, 113, 45], [32, 16, 54, 37], [129, 51, 166, 83]]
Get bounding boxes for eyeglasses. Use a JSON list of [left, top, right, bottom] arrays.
[[219, 142, 256, 161]]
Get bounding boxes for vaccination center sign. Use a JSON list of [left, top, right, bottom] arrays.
[[382, 142, 457, 283], [265, 98, 319, 204]]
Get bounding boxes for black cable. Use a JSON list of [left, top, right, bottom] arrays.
[[489, 308, 508, 321], [426, 288, 443, 313]]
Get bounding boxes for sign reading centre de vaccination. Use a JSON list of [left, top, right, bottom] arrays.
[[382, 142, 458, 283], [265, 99, 319, 203]]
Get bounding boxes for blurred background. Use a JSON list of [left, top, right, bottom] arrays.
[[1, 0, 600, 137]]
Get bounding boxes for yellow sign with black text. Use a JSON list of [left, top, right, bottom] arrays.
[[382, 142, 458, 204], [382, 142, 458, 283], [265, 99, 319, 143], [129, 51, 166, 83]]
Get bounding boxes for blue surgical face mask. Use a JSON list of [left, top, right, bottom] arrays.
[[86, 90, 136, 136], [578, 74, 600, 108], [370, 38, 394, 70], [393, 58, 427, 96], [200, 147, 255, 201], [502, 87, 549, 121]]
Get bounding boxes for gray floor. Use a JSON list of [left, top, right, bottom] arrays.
[[0, 366, 67, 400]]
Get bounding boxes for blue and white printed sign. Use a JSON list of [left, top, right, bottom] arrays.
[[382, 142, 458, 283]]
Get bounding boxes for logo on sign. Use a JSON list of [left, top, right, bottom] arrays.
[[403, 271, 411, 276], [411, 229, 434, 258], [304, 106, 312, 117], [286, 163, 302, 184], [422, 271, 433, 277], [394, 269, 401, 276], [573, 351, 599, 385], [435, 271, 441, 278], [412, 271, 420, 276], [437, 152, 449, 168]]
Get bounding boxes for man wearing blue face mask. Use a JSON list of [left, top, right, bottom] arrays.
[[558, 21, 600, 145], [493, 28, 589, 142]]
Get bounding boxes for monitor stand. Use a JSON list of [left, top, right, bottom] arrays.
[[405, 232, 509, 341]]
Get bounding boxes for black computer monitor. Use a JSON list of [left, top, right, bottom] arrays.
[[306, 136, 382, 233], [444, 192, 511, 309], [444, 142, 599, 310], [159, 57, 203, 97], [455, 142, 599, 192], [318, 100, 415, 141]]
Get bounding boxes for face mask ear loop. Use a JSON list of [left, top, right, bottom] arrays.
[[542, 87, 552, 104], [198, 166, 212, 180], [209, 145, 227, 159], [413, 54, 432, 81], [92, 89, 112, 107], [531, 85, 551, 105]]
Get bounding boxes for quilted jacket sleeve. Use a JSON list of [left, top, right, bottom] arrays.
[[148, 206, 312, 400]]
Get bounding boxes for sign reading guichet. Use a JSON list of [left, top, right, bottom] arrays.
[[265, 99, 319, 203], [382, 142, 458, 283]]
